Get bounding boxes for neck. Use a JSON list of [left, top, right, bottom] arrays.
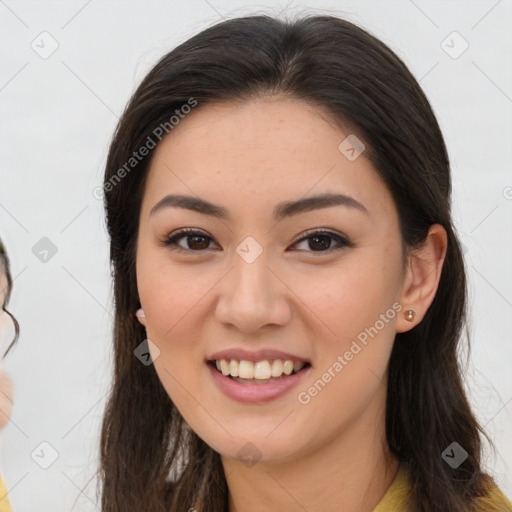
[[221, 386, 399, 512]]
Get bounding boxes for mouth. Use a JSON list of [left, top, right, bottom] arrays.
[[207, 358, 312, 384]]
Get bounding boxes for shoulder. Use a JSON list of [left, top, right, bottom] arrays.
[[0, 474, 13, 512], [473, 477, 512, 512], [372, 463, 512, 512]]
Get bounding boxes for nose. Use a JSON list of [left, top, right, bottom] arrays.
[[214, 248, 292, 334]]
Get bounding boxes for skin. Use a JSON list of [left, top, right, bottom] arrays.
[[135, 97, 447, 512]]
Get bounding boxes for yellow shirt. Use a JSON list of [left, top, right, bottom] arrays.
[[0, 475, 12, 512], [1, 465, 509, 512], [373, 463, 512, 511]]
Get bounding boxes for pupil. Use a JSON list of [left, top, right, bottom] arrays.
[[189, 235, 209, 250], [309, 235, 330, 251]]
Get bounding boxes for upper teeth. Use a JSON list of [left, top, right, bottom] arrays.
[[215, 359, 306, 379]]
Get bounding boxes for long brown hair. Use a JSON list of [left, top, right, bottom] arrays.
[[98, 14, 504, 511]]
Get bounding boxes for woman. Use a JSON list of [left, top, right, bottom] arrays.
[[98, 14, 512, 511], [0, 238, 17, 512]]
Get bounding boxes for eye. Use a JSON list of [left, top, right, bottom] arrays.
[[291, 229, 353, 253], [163, 228, 353, 254], [163, 228, 218, 252]]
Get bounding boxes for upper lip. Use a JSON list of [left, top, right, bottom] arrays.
[[207, 348, 310, 363]]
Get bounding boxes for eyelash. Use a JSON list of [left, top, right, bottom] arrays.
[[162, 228, 353, 254]]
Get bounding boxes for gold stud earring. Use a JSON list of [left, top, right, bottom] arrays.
[[404, 309, 415, 322]]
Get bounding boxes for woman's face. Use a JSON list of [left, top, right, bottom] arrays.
[[136, 97, 411, 463]]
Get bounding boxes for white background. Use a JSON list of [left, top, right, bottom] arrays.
[[0, 1, 511, 510]]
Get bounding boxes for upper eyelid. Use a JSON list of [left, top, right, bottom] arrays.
[[165, 228, 350, 249], [166, 227, 345, 239]]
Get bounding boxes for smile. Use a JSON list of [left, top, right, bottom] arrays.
[[207, 358, 312, 402], [211, 358, 309, 383]]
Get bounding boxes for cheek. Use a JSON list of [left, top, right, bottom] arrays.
[[136, 253, 200, 383], [292, 249, 401, 404], [135, 252, 225, 404], [293, 256, 399, 343], [137, 259, 208, 420], [294, 269, 398, 432], [137, 249, 203, 337]]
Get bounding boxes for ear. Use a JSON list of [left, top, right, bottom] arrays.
[[135, 308, 147, 327], [396, 224, 448, 333]]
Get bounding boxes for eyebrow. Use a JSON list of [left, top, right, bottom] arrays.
[[150, 193, 369, 220]]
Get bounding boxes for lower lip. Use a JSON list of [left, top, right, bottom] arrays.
[[207, 363, 311, 403]]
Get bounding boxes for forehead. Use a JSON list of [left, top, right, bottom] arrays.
[[142, 97, 396, 222], [155, 96, 352, 162]]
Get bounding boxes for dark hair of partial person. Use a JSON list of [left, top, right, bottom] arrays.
[[97, 13, 504, 512], [0, 237, 19, 358]]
